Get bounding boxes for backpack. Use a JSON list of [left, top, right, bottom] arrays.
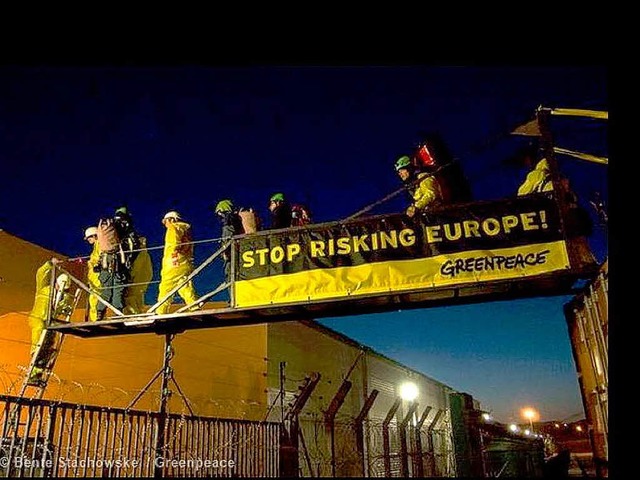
[[291, 204, 312, 227], [97, 218, 120, 253], [238, 208, 261, 233]]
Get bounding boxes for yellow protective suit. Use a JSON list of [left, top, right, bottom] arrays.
[[517, 159, 554, 196], [410, 172, 445, 213], [123, 237, 153, 315], [156, 220, 198, 314], [27, 261, 55, 354], [27, 261, 73, 354], [87, 241, 101, 321]]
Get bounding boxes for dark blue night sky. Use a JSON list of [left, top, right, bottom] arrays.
[[1, 66, 608, 422]]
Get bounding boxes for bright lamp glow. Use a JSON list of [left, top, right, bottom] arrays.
[[509, 424, 518, 432], [482, 413, 492, 421], [399, 382, 419, 401], [521, 407, 539, 421]]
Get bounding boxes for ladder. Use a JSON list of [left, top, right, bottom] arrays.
[[6, 289, 81, 441], [17, 328, 66, 399], [17, 288, 82, 400]]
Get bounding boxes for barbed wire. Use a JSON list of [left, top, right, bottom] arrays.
[[2, 378, 458, 477]]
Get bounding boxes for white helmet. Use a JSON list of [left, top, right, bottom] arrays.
[[56, 274, 70, 291], [163, 211, 181, 221], [84, 226, 98, 240]]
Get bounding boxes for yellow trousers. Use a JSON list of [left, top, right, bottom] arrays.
[[156, 275, 198, 315], [124, 286, 147, 315], [88, 291, 100, 321], [28, 315, 45, 354]]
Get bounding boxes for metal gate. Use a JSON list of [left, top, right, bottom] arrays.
[[1, 395, 280, 478]]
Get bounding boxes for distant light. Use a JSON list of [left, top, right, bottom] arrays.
[[576, 425, 583, 432], [399, 382, 419, 401], [555, 423, 560, 428], [482, 413, 492, 421], [509, 424, 519, 432], [524, 429, 531, 436], [521, 407, 539, 421], [563, 423, 568, 427]]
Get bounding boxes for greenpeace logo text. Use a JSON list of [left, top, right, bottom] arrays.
[[440, 250, 551, 278]]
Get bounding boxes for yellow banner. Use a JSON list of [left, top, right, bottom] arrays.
[[234, 241, 570, 308]]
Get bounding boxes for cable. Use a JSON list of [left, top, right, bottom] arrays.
[[341, 162, 451, 222], [65, 235, 227, 262], [339, 118, 524, 222]]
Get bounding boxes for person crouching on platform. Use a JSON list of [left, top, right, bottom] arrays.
[[394, 155, 445, 217]]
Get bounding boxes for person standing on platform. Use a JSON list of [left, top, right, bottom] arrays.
[[156, 211, 199, 314]]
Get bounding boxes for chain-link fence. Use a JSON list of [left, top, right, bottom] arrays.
[[294, 414, 455, 478]]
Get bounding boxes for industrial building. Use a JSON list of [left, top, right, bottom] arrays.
[[564, 260, 608, 477]]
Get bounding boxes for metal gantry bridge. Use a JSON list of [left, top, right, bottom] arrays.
[[19, 105, 608, 398]]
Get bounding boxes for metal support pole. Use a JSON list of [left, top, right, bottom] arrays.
[[399, 401, 419, 477], [281, 373, 320, 478], [126, 369, 164, 411], [355, 389, 379, 477], [536, 106, 576, 268], [426, 409, 444, 476], [325, 380, 352, 477], [383, 397, 401, 477], [153, 334, 174, 478], [413, 406, 433, 477], [279, 362, 286, 425]]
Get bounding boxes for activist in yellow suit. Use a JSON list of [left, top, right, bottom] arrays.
[[394, 156, 444, 217], [27, 258, 75, 350], [85, 228, 102, 321], [156, 211, 199, 315], [123, 236, 153, 315], [27, 258, 74, 381], [27, 259, 59, 353], [517, 159, 554, 196]]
